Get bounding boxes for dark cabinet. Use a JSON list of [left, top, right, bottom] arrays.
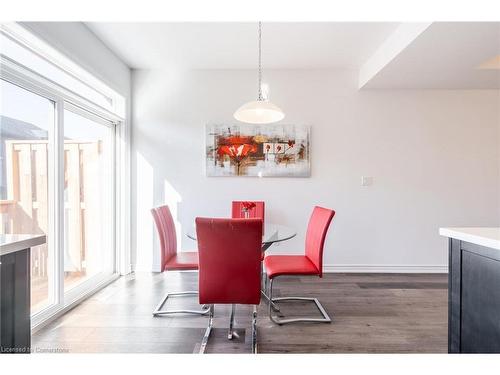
[[0, 248, 31, 354], [448, 239, 500, 353]]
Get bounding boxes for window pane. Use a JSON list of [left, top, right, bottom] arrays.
[[0, 79, 55, 314], [63, 109, 114, 290]]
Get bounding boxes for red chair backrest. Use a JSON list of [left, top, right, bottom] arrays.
[[231, 201, 265, 221], [232, 201, 265, 232], [196, 218, 262, 305], [305, 206, 335, 277], [151, 205, 177, 272]]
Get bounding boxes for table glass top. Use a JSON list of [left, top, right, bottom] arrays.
[[186, 223, 296, 245]]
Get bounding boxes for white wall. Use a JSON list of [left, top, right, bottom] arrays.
[[132, 68, 500, 272]]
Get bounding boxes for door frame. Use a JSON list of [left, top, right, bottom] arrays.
[[1, 55, 128, 330]]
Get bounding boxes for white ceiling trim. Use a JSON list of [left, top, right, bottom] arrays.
[[358, 22, 432, 89]]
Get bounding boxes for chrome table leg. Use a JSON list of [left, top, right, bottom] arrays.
[[261, 289, 280, 312], [228, 304, 235, 340], [251, 305, 258, 354]]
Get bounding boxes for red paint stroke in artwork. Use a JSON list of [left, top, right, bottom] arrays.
[[216, 135, 258, 175]]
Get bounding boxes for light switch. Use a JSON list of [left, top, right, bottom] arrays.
[[361, 176, 373, 186]]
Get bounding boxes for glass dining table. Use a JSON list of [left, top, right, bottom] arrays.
[[186, 223, 297, 252], [186, 222, 296, 331]]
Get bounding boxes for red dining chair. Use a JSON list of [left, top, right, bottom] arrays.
[[196, 217, 262, 354], [232, 201, 265, 255], [232, 200, 275, 310], [264, 206, 335, 325], [232, 201, 265, 222], [151, 205, 209, 316]]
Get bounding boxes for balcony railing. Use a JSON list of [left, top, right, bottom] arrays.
[[0, 139, 101, 309]]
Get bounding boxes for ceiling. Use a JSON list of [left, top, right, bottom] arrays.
[[85, 22, 398, 70], [86, 22, 500, 89]]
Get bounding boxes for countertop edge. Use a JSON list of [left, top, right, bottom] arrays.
[[0, 235, 47, 257], [439, 228, 500, 251]]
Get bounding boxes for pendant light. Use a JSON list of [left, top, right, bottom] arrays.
[[234, 22, 285, 124]]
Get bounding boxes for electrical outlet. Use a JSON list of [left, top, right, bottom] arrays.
[[361, 176, 373, 186]]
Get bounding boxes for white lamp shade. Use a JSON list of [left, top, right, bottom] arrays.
[[234, 100, 285, 124]]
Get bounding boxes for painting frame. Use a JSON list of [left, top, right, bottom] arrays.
[[205, 124, 311, 177]]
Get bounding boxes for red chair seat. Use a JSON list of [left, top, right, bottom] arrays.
[[264, 255, 319, 279], [165, 251, 199, 270]]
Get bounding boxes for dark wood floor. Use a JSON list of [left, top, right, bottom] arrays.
[[32, 272, 448, 353]]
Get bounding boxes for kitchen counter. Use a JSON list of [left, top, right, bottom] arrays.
[[1, 233, 46, 354], [439, 227, 500, 250], [0, 234, 46, 257]]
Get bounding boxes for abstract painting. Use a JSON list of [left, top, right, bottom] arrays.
[[206, 124, 310, 177]]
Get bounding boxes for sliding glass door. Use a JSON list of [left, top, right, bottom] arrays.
[[0, 78, 117, 321], [63, 106, 115, 292], [0, 79, 56, 315]]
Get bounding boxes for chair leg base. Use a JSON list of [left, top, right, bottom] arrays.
[[198, 304, 258, 354], [268, 278, 332, 325], [152, 291, 210, 316], [199, 305, 214, 354], [261, 263, 280, 312]]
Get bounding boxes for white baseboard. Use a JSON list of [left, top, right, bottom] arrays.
[[151, 263, 161, 273], [323, 264, 448, 273], [147, 262, 447, 274]]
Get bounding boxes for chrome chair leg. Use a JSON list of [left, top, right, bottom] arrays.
[[228, 304, 235, 340], [199, 304, 257, 354], [268, 278, 332, 325], [199, 304, 214, 354], [251, 305, 258, 354], [153, 291, 210, 316], [261, 262, 280, 312], [261, 289, 280, 312]]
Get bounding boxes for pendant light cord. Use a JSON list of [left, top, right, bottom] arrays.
[[258, 21, 263, 101]]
